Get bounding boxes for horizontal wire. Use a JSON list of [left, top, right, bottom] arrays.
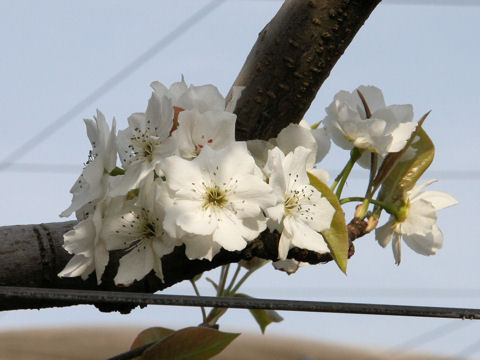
[[3, 163, 480, 181], [385, 320, 473, 358], [182, 286, 480, 298], [455, 337, 480, 358], [1, 286, 480, 320], [0, 0, 225, 173]]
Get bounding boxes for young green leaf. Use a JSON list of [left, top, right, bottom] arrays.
[[130, 327, 175, 359], [141, 326, 239, 360], [307, 172, 349, 274], [371, 111, 430, 195], [235, 293, 283, 333], [377, 126, 435, 206]]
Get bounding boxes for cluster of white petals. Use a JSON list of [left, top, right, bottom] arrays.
[[324, 85, 417, 167], [59, 81, 457, 284], [375, 180, 458, 264], [59, 79, 335, 286]]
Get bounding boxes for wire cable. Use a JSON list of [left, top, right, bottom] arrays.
[[0, 0, 225, 173], [2, 286, 480, 319], [455, 337, 480, 359], [386, 320, 473, 358]]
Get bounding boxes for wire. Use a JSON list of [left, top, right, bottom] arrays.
[[1, 163, 80, 174], [3, 162, 480, 181], [2, 286, 480, 319], [385, 320, 473, 358], [0, 0, 225, 173], [455, 337, 480, 358]]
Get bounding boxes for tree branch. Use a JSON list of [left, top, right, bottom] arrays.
[[231, 0, 381, 141], [0, 0, 380, 312]]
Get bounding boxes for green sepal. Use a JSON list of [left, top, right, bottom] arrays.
[[376, 126, 435, 207], [371, 111, 430, 196], [307, 172, 349, 274]]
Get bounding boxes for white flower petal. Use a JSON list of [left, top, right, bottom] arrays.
[[276, 124, 317, 168], [225, 86, 245, 113], [287, 217, 329, 255], [392, 232, 402, 265], [278, 228, 293, 260], [375, 220, 395, 248], [213, 214, 248, 251], [58, 254, 94, 280], [183, 234, 222, 261], [415, 190, 459, 211], [114, 245, 155, 286], [403, 225, 443, 256], [401, 199, 437, 236]]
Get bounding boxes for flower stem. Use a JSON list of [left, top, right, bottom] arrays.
[[190, 279, 207, 323], [217, 264, 230, 297], [225, 264, 242, 295], [334, 148, 362, 198], [340, 196, 400, 216], [230, 269, 256, 294]]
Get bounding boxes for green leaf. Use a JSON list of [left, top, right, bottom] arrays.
[[141, 326, 239, 360], [235, 293, 283, 333], [377, 126, 435, 206], [109, 166, 126, 176], [307, 172, 349, 274], [371, 111, 430, 195], [130, 327, 175, 359]]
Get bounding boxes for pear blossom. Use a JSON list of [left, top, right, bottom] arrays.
[[161, 142, 274, 257], [173, 109, 236, 159], [151, 78, 243, 114], [324, 85, 417, 168], [60, 111, 117, 219], [375, 180, 458, 264], [265, 147, 335, 260], [58, 200, 109, 284], [248, 119, 331, 181], [101, 176, 177, 285], [276, 120, 330, 167], [113, 91, 177, 196]]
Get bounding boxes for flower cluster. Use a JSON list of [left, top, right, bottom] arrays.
[[59, 82, 458, 285], [59, 79, 335, 286]]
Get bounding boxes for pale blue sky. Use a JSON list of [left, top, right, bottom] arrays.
[[1, 1, 480, 358]]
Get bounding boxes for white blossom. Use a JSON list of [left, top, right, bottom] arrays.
[[375, 180, 458, 264], [161, 142, 274, 258], [276, 120, 330, 167], [151, 78, 244, 114], [101, 176, 177, 285], [60, 111, 117, 219], [113, 91, 177, 196], [173, 109, 236, 159], [265, 147, 335, 260], [58, 200, 109, 284], [324, 85, 417, 168]]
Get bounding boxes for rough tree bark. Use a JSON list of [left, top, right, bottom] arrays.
[[0, 0, 381, 312]]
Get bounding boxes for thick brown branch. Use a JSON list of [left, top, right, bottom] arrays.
[[0, 218, 368, 312], [1, 0, 380, 312], [231, 0, 381, 141]]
